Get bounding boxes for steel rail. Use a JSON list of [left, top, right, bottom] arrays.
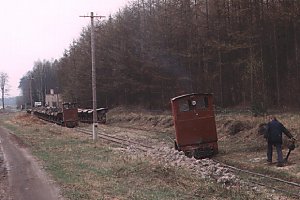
[[75, 125, 300, 198], [213, 159, 300, 198], [79, 127, 153, 149], [117, 120, 300, 189], [76, 128, 152, 152], [213, 159, 300, 188], [109, 124, 172, 135], [249, 180, 300, 198]]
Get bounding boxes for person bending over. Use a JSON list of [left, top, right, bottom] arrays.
[[266, 116, 295, 167]]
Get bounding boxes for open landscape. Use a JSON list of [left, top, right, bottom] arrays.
[[0, 108, 299, 199], [1, 1, 300, 199]]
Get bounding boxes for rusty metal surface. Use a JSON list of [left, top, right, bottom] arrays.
[[62, 103, 78, 127], [171, 93, 218, 156], [78, 108, 108, 124], [30, 104, 78, 128]]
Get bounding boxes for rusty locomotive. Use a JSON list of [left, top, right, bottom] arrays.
[[171, 93, 218, 159], [28, 103, 108, 128], [29, 93, 217, 159], [30, 102, 79, 128]]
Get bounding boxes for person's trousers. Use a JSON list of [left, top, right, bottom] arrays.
[[267, 143, 283, 163]]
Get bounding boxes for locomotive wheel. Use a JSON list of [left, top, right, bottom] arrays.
[[100, 116, 106, 124], [184, 151, 193, 158], [193, 149, 202, 159], [174, 140, 178, 150], [66, 122, 75, 128]]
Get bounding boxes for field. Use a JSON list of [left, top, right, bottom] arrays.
[[0, 107, 299, 200]]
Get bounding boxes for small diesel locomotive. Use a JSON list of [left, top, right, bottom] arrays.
[[171, 93, 218, 159], [32, 102, 79, 128]]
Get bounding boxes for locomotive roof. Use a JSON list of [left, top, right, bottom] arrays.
[[171, 93, 213, 101]]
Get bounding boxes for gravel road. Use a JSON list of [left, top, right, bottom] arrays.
[[0, 127, 63, 200]]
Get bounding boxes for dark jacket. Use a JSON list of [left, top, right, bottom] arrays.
[[267, 119, 292, 144]]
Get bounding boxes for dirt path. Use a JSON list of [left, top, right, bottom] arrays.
[[0, 127, 63, 200]]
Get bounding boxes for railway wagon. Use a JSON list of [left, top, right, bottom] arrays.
[[171, 93, 218, 159], [31, 102, 78, 128], [77, 108, 108, 124]]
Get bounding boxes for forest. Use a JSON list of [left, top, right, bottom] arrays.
[[19, 0, 300, 110]]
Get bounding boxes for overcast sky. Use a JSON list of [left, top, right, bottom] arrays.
[[0, 0, 129, 97]]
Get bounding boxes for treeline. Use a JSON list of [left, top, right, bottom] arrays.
[[19, 0, 300, 110], [19, 60, 59, 107]]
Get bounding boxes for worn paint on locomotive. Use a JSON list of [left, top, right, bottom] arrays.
[[29, 102, 78, 128], [171, 93, 218, 158], [62, 103, 79, 128]]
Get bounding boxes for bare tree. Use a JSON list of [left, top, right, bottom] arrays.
[[0, 72, 9, 109]]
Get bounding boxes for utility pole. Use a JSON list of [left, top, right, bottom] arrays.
[[80, 12, 105, 141], [29, 75, 34, 109]]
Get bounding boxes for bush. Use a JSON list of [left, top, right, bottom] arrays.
[[251, 102, 267, 116]]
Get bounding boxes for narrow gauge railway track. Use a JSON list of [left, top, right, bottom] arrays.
[[76, 126, 300, 199], [215, 159, 300, 198], [36, 115, 64, 126], [76, 127, 153, 152], [107, 124, 175, 143], [108, 124, 172, 135]]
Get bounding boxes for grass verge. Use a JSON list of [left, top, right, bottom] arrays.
[[0, 113, 273, 199]]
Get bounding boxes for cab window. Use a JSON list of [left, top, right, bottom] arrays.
[[196, 96, 209, 109], [178, 96, 209, 113], [178, 100, 189, 112]]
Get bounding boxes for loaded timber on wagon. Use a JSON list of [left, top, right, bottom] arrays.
[[27, 103, 108, 128], [29, 102, 79, 128]]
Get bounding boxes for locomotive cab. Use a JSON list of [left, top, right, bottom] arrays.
[[62, 102, 79, 128], [171, 93, 218, 158]]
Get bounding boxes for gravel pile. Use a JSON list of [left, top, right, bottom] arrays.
[[146, 146, 239, 186], [111, 140, 292, 199], [122, 143, 291, 199]]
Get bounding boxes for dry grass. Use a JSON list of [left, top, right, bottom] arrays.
[[0, 112, 266, 200], [107, 108, 300, 198], [1, 110, 299, 199], [215, 112, 300, 195], [107, 107, 174, 130]]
